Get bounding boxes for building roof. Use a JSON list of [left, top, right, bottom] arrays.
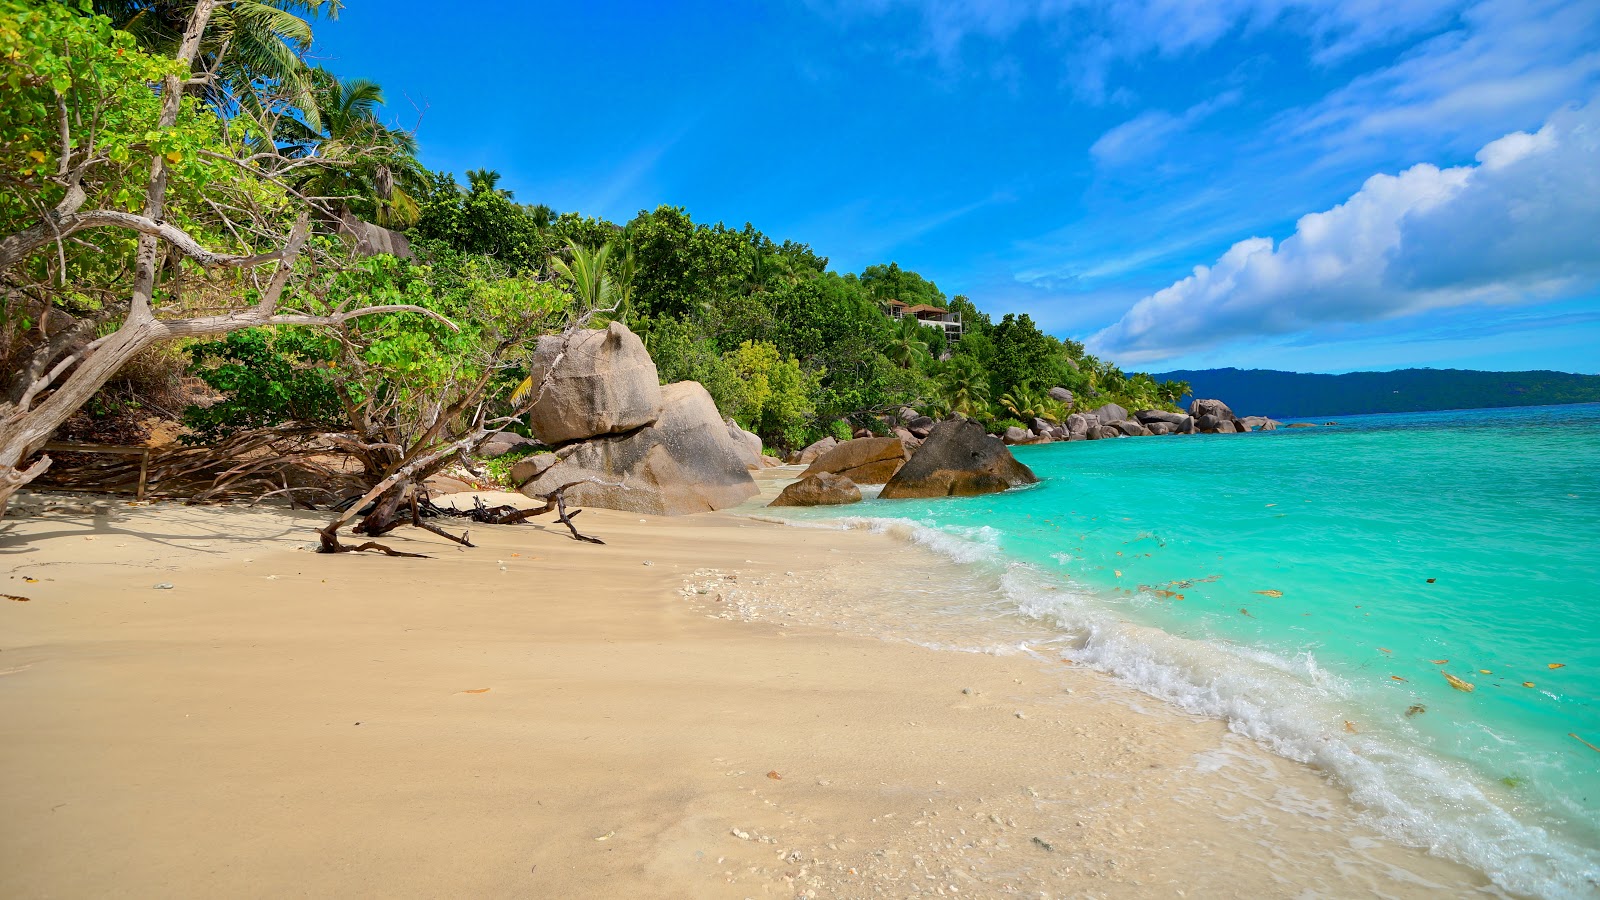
[[903, 304, 946, 315]]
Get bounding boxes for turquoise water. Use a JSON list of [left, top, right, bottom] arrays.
[[767, 403, 1600, 898]]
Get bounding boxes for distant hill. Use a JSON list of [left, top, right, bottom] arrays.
[[1149, 367, 1600, 419]]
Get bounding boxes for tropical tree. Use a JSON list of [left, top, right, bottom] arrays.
[[998, 384, 1065, 424], [93, 0, 337, 130], [0, 1, 447, 516], [275, 69, 425, 227], [886, 315, 931, 369], [940, 356, 991, 418]]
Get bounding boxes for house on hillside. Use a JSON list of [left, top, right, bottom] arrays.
[[885, 299, 963, 339]]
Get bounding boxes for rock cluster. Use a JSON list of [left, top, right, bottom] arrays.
[[514, 324, 759, 515], [769, 472, 861, 507], [989, 396, 1278, 444], [802, 436, 909, 485], [879, 420, 1038, 499]]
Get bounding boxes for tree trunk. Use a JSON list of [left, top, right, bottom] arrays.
[[0, 322, 159, 516]]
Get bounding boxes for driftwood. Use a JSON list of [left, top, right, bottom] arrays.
[[435, 486, 605, 544], [29, 425, 373, 505], [318, 480, 603, 557]]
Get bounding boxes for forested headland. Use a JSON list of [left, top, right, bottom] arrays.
[[0, 1, 1188, 515], [1155, 368, 1600, 418]]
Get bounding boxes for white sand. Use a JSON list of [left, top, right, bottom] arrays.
[[0, 491, 1491, 897]]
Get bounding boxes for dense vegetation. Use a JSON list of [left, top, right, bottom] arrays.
[[1154, 368, 1600, 418], [0, 0, 1190, 506]]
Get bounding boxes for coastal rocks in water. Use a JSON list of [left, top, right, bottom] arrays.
[[1089, 424, 1122, 440], [768, 472, 862, 507], [1287, 422, 1319, 428], [880, 420, 1039, 499], [1048, 386, 1074, 404], [1147, 421, 1176, 435], [1003, 426, 1032, 445], [1114, 420, 1152, 437], [1240, 415, 1281, 432], [1133, 409, 1186, 427], [802, 436, 909, 485], [1030, 418, 1054, 436], [518, 381, 758, 515], [1189, 398, 1236, 422], [795, 435, 839, 465], [724, 419, 765, 470], [479, 431, 538, 460], [1090, 402, 1129, 425], [1066, 412, 1099, 437], [525, 322, 662, 446]]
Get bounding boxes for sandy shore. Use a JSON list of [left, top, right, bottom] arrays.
[[0, 486, 1495, 898]]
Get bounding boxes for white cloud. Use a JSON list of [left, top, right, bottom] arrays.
[[1090, 91, 1241, 166], [1086, 99, 1600, 361]]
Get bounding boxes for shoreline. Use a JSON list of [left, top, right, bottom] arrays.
[[0, 490, 1493, 897]]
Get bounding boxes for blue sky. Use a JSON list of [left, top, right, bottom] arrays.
[[316, 0, 1600, 375]]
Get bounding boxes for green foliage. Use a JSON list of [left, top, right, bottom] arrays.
[[720, 341, 819, 447], [183, 328, 342, 441], [482, 444, 543, 487], [859, 262, 945, 309]]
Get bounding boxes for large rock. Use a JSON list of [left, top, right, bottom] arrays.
[[1003, 426, 1032, 445], [768, 472, 862, 507], [525, 322, 662, 446], [1066, 412, 1099, 436], [1048, 387, 1074, 404], [1240, 416, 1280, 432], [893, 427, 922, 448], [1134, 409, 1186, 426], [1030, 418, 1054, 436], [795, 435, 839, 466], [725, 419, 765, 470], [1090, 402, 1128, 425], [1177, 415, 1197, 434], [1147, 421, 1176, 435], [1090, 424, 1121, 440], [1189, 398, 1236, 421], [509, 452, 559, 487], [879, 420, 1038, 500], [518, 381, 758, 515], [1114, 419, 1152, 437], [479, 431, 538, 460], [337, 212, 413, 259], [907, 415, 935, 438], [802, 436, 909, 485]]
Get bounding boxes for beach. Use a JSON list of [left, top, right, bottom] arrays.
[[0, 486, 1494, 898]]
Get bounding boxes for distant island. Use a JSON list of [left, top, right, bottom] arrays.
[[1151, 367, 1600, 418]]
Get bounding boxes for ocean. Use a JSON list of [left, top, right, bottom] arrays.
[[757, 402, 1600, 899]]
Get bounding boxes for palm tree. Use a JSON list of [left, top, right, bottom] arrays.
[[551, 239, 617, 315], [466, 169, 512, 199], [1000, 384, 1069, 424], [95, 1, 339, 130], [940, 356, 990, 418], [887, 316, 931, 369], [284, 70, 425, 226], [1157, 379, 1191, 406]]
